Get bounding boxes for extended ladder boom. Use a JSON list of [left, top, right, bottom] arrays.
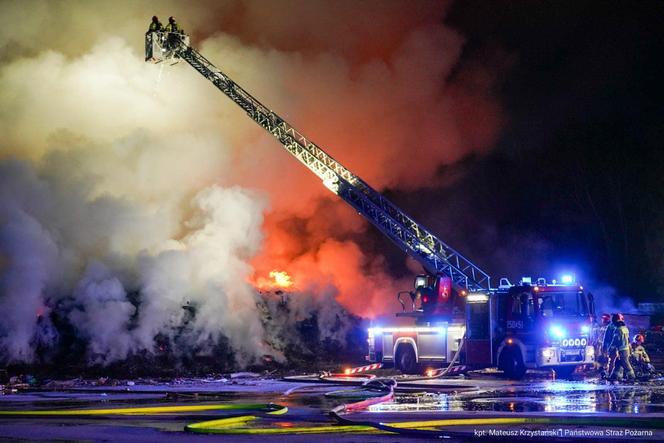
[[152, 32, 491, 291]]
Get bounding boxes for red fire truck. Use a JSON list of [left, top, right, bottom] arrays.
[[368, 275, 597, 378]]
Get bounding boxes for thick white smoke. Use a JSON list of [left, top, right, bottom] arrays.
[[0, 156, 277, 365], [0, 1, 504, 365], [0, 34, 361, 364], [69, 262, 136, 363], [0, 161, 61, 362]]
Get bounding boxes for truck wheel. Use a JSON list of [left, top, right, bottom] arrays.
[[553, 365, 576, 379], [396, 344, 418, 374], [499, 347, 526, 379]]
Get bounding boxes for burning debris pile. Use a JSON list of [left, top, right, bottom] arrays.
[[257, 276, 366, 370], [0, 159, 362, 374], [0, 135, 376, 374]]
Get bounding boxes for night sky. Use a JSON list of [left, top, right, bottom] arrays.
[[373, 1, 664, 302]]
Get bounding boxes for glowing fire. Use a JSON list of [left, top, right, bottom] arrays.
[[270, 270, 293, 288], [255, 270, 294, 291]]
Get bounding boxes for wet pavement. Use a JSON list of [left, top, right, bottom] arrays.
[[0, 374, 663, 441]]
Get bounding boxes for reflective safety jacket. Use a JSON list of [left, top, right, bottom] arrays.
[[631, 344, 650, 363], [601, 323, 616, 352], [165, 22, 182, 33], [609, 322, 630, 352], [149, 21, 162, 32]]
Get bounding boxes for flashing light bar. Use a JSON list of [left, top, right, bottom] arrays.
[[561, 274, 574, 284], [466, 293, 489, 303]]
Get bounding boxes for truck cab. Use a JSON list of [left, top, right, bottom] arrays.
[[491, 278, 597, 378]]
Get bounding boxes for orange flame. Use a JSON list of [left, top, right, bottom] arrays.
[[255, 270, 294, 291]]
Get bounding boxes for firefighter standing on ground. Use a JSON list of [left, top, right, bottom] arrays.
[[630, 334, 655, 378], [608, 314, 636, 382], [600, 313, 618, 378]]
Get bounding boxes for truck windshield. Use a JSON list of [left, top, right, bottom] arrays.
[[538, 291, 588, 317]]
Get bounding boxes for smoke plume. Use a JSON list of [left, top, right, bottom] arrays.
[[0, 0, 504, 365]]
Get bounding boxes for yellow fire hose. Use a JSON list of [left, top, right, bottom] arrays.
[[185, 413, 664, 436], [0, 403, 285, 416], [1, 398, 662, 437]]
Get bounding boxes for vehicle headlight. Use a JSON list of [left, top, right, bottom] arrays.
[[542, 348, 555, 359]]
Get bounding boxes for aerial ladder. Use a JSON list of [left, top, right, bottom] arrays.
[[146, 31, 491, 293], [146, 30, 598, 377]]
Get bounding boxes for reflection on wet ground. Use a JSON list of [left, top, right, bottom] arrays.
[[369, 378, 664, 414], [2, 378, 663, 415], [0, 391, 167, 403], [1, 376, 663, 441]]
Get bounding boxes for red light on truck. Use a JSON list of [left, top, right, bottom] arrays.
[[422, 296, 429, 303], [438, 276, 452, 300]]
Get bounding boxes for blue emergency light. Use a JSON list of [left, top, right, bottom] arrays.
[[549, 325, 566, 339], [561, 274, 574, 284]]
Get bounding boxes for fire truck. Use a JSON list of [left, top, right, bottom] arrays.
[[369, 275, 596, 378], [145, 28, 597, 379]]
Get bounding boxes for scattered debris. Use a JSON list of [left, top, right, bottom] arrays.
[[230, 372, 261, 379]]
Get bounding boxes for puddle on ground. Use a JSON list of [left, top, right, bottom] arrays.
[[368, 382, 664, 414]]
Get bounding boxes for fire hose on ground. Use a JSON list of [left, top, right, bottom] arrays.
[[183, 376, 664, 437], [403, 332, 467, 381], [0, 403, 285, 416], [0, 359, 660, 438], [1, 397, 663, 437]]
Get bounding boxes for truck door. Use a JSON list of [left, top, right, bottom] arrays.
[[465, 293, 492, 366]]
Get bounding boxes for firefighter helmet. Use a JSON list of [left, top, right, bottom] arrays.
[[633, 334, 645, 344], [611, 313, 624, 323], [601, 313, 611, 325], [169, 16, 175, 23]]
